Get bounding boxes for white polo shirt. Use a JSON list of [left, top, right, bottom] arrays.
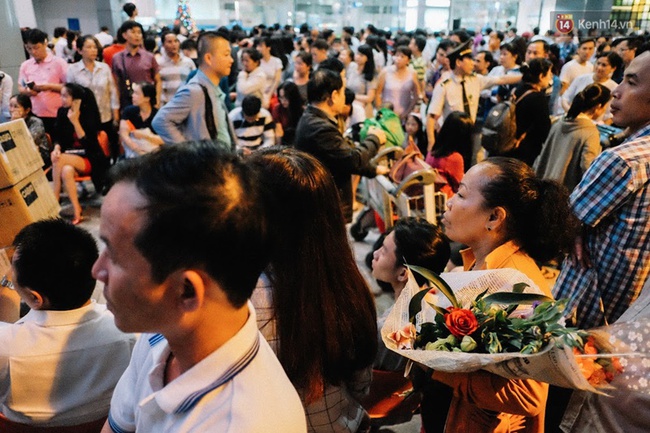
[[107, 302, 307, 433], [559, 59, 593, 87], [0, 302, 136, 426]]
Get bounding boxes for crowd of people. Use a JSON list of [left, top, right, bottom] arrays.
[[0, 4, 650, 432]]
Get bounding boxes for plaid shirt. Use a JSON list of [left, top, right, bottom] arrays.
[[554, 123, 650, 328], [251, 274, 372, 433]]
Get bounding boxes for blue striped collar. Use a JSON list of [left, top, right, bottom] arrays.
[[152, 302, 261, 414]]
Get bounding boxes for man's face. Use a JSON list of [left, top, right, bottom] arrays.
[[25, 42, 47, 62], [457, 56, 474, 76], [330, 84, 346, 115], [616, 40, 636, 65], [206, 37, 233, 79], [577, 41, 595, 63], [610, 52, 650, 132], [488, 32, 500, 50], [163, 33, 180, 56], [93, 182, 179, 333], [123, 26, 143, 48], [473, 53, 489, 74], [525, 42, 546, 63], [311, 47, 328, 64]]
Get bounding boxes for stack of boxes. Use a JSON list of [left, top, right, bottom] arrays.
[[0, 119, 60, 249]]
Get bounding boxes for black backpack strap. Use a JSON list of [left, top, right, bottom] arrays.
[[197, 83, 217, 140]]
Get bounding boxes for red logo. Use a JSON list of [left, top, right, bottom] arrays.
[[555, 14, 574, 34]]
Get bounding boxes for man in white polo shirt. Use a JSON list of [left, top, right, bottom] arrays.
[[94, 143, 306, 433]]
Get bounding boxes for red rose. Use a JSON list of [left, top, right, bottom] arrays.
[[444, 307, 479, 337]]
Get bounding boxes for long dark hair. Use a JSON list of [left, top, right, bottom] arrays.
[[433, 111, 472, 170], [248, 147, 378, 404], [357, 44, 377, 82], [277, 81, 303, 125], [62, 82, 101, 133], [480, 157, 579, 262], [566, 83, 611, 120]]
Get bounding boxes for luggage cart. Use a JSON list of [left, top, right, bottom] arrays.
[[350, 148, 447, 241]]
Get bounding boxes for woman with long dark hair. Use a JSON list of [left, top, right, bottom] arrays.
[[9, 94, 50, 169], [249, 147, 377, 433], [425, 111, 470, 197], [347, 44, 378, 119], [290, 50, 312, 104], [271, 81, 304, 146], [51, 83, 109, 224], [500, 58, 553, 166], [535, 83, 611, 190]]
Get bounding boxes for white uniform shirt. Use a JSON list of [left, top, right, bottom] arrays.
[[108, 302, 307, 433], [427, 72, 504, 126], [0, 302, 135, 426]]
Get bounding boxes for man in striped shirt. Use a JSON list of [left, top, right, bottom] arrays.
[[228, 95, 275, 153], [157, 31, 196, 105]]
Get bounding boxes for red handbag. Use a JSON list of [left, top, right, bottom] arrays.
[[389, 137, 429, 196]]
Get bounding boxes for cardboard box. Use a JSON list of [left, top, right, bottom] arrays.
[[0, 119, 44, 189], [0, 170, 60, 248]]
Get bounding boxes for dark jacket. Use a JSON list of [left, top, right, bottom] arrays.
[[503, 83, 551, 167], [295, 105, 381, 222]]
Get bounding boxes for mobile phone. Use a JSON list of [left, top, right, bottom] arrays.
[[26, 82, 35, 89]]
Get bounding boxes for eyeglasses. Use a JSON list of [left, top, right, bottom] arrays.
[[0, 275, 14, 290]]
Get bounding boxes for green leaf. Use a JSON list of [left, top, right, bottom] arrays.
[[408, 287, 430, 324], [483, 292, 553, 305], [408, 265, 460, 308], [427, 302, 449, 317], [512, 282, 530, 293]]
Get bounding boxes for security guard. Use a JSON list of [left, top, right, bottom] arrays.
[[426, 40, 522, 149]]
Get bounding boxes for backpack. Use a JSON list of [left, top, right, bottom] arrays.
[[481, 89, 534, 155]]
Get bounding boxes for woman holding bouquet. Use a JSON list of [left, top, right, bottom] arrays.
[[248, 147, 378, 433], [426, 157, 577, 433]]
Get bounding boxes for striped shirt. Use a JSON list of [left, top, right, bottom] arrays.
[[554, 123, 650, 327], [228, 107, 275, 150], [156, 53, 196, 105]]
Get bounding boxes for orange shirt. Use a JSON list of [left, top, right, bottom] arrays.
[[433, 241, 550, 433]]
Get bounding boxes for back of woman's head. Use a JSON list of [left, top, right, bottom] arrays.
[[433, 111, 472, 158], [519, 58, 552, 84], [566, 83, 611, 120], [393, 218, 450, 282], [248, 147, 377, 401], [480, 157, 578, 262]]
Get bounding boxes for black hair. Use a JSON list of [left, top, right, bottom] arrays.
[[77, 34, 100, 53], [405, 113, 428, 155], [63, 82, 101, 131], [344, 87, 355, 106], [118, 20, 143, 41], [578, 38, 596, 48], [343, 26, 355, 35], [197, 31, 229, 66], [160, 30, 176, 45], [480, 157, 579, 262], [357, 44, 377, 82], [143, 36, 156, 53], [433, 39, 457, 62], [566, 83, 611, 120], [519, 58, 553, 84], [24, 28, 48, 45], [105, 142, 269, 308], [123, 2, 137, 18], [412, 35, 427, 53], [597, 51, 623, 72], [318, 57, 344, 75], [276, 81, 304, 142], [311, 38, 329, 51], [451, 30, 471, 43], [477, 50, 496, 70], [242, 94, 262, 116], [136, 81, 157, 107], [11, 93, 33, 115], [433, 111, 472, 176], [242, 47, 262, 63], [307, 68, 343, 103], [500, 42, 521, 64], [393, 217, 450, 285], [294, 49, 313, 69], [248, 147, 377, 403], [321, 29, 334, 40], [180, 38, 197, 51], [394, 45, 412, 59], [53, 27, 67, 38], [13, 219, 98, 310]]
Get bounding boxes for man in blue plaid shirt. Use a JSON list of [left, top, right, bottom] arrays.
[[554, 50, 650, 328]]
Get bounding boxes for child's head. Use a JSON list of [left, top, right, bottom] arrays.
[[11, 219, 98, 311], [242, 95, 262, 122], [404, 113, 423, 137]]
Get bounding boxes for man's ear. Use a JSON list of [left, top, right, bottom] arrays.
[[26, 289, 46, 310], [396, 265, 409, 282], [178, 270, 205, 312]]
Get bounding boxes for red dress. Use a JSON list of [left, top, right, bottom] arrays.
[[425, 151, 464, 198]]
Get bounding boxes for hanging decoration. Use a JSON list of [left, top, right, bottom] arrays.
[[175, 0, 198, 34]]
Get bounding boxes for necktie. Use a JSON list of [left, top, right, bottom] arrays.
[[461, 79, 471, 116]]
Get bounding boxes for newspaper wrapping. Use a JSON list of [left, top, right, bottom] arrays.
[[381, 269, 649, 393]]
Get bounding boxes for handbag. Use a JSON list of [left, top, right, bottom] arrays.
[[389, 136, 428, 196]]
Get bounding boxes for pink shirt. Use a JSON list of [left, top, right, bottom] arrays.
[[18, 53, 68, 118]]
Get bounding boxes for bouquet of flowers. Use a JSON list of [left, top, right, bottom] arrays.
[[381, 268, 647, 393]]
